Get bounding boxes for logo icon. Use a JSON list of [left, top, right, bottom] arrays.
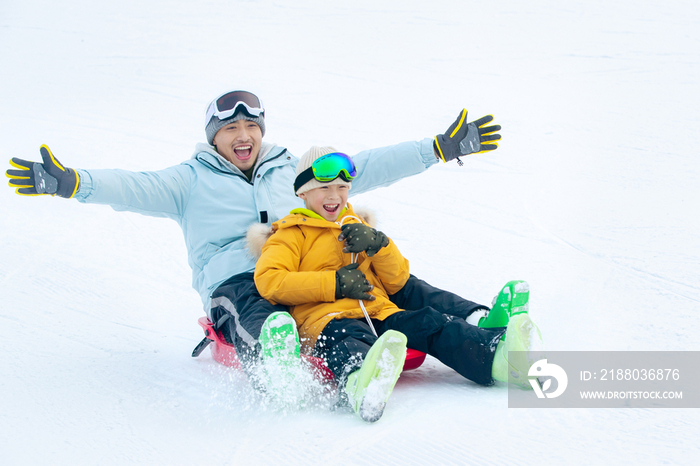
[[528, 359, 568, 399]]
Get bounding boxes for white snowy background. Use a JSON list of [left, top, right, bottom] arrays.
[[1, 0, 699, 464]]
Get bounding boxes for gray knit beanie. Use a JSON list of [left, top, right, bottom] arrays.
[[295, 146, 352, 196], [205, 111, 266, 146]]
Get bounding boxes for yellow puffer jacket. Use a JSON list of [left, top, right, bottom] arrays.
[[253, 203, 410, 352]]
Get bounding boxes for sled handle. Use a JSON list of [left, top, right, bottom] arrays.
[[191, 337, 211, 357], [191, 313, 231, 358]]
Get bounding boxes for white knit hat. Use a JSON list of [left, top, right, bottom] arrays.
[[294, 146, 353, 196]]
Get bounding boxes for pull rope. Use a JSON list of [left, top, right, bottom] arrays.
[[338, 215, 378, 337], [351, 252, 378, 337], [336, 215, 363, 227]]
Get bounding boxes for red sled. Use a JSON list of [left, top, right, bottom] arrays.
[[192, 316, 426, 382]]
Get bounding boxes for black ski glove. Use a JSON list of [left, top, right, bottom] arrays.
[[338, 223, 389, 257], [6, 145, 80, 198], [335, 263, 375, 301], [434, 109, 501, 165]]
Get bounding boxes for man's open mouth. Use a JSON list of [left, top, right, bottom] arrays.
[[234, 145, 252, 159]]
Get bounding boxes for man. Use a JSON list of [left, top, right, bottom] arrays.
[[6, 89, 502, 384]]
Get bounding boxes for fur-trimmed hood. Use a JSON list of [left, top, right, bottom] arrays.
[[246, 205, 377, 260]]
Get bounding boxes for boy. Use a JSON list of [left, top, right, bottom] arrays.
[[252, 147, 543, 422]]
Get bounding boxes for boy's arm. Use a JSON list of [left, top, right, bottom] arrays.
[[338, 222, 408, 294], [254, 227, 337, 306], [364, 239, 410, 296]]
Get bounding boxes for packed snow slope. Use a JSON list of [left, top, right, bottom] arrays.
[[1, 0, 699, 464]]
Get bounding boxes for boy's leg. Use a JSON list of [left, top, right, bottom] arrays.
[[389, 274, 489, 321], [375, 308, 506, 386], [209, 272, 290, 371], [314, 318, 377, 381], [344, 330, 407, 423], [315, 319, 407, 422]]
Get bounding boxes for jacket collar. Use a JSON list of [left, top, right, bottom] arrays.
[[191, 142, 286, 177], [275, 204, 362, 230], [289, 206, 348, 221]]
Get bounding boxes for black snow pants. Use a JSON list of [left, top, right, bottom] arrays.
[[315, 307, 506, 386], [210, 272, 500, 382], [209, 272, 288, 370]]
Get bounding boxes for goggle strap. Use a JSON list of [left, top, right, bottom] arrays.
[[294, 167, 316, 193]]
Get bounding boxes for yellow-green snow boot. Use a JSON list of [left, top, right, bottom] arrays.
[[344, 330, 407, 423]]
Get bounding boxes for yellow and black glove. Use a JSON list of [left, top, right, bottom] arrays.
[[338, 223, 389, 257], [6, 145, 79, 198], [434, 109, 501, 165]]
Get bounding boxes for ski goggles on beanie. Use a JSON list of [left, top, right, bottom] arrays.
[[204, 90, 265, 127], [294, 152, 357, 193]]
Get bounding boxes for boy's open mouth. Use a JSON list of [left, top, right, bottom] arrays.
[[323, 204, 339, 213], [234, 145, 252, 159]]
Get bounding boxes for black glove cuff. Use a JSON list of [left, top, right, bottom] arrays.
[[56, 168, 79, 199], [335, 272, 342, 300]]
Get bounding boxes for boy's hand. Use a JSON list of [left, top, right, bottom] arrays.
[[433, 109, 501, 165], [335, 263, 375, 301], [338, 223, 389, 257], [6, 145, 80, 198]]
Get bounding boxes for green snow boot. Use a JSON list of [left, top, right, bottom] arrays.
[[258, 311, 302, 400], [479, 280, 530, 329], [491, 313, 544, 388], [344, 330, 407, 423]]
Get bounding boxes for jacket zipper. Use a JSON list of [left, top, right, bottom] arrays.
[[251, 148, 288, 182], [198, 148, 289, 185]]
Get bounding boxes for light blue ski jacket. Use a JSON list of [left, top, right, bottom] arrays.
[[74, 140, 437, 307]]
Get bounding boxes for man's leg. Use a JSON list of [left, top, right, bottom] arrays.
[[209, 272, 289, 371], [375, 307, 505, 386], [389, 275, 489, 320]]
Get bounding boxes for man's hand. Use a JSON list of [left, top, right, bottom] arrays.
[[434, 109, 501, 165], [335, 263, 375, 301], [6, 145, 80, 198], [338, 223, 389, 257]]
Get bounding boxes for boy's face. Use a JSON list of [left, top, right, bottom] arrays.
[[212, 119, 263, 172], [299, 184, 349, 222]]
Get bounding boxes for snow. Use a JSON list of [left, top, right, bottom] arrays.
[[1, 0, 699, 464]]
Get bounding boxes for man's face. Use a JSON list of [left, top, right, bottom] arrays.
[[299, 184, 350, 222], [212, 119, 263, 172]]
